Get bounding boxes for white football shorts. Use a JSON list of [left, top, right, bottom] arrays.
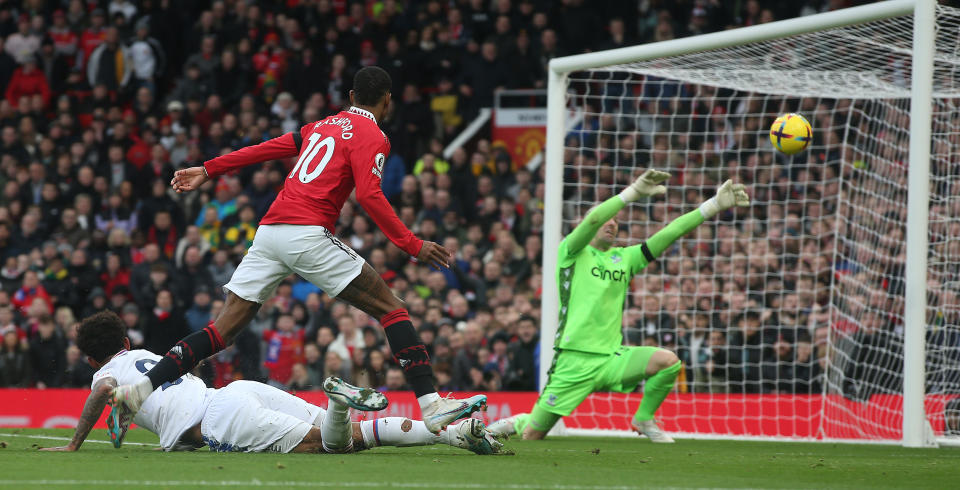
[[224, 224, 363, 303], [201, 380, 326, 453]]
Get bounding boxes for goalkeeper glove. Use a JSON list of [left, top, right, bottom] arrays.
[[699, 179, 750, 219], [619, 169, 670, 203]]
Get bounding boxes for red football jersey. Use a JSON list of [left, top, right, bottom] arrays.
[[204, 106, 423, 257]]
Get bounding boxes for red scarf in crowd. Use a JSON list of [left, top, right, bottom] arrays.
[[147, 225, 178, 258]]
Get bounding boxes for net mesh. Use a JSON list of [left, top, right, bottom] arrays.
[[554, 5, 960, 441]]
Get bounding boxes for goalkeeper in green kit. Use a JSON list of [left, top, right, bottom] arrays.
[[488, 170, 749, 442]]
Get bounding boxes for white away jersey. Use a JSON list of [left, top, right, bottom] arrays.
[[92, 349, 213, 450]]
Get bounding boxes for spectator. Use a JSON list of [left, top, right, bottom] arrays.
[[147, 210, 179, 260], [29, 315, 65, 388], [288, 363, 312, 391], [328, 314, 363, 363], [54, 208, 90, 248], [0, 324, 31, 387], [302, 342, 325, 387], [98, 253, 126, 298], [86, 27, 132, 92], [79, 10, 108, 66], [452, 322, 485, 389], [174, 226, 211, 268], [394, 84, 433, 163], [96, 193, 138, 234], [222, 205, 257, 254], [355, 349, 388, 389], [5, 60, 50, 109], [503, 315, 538, 390], [37, 38, 69, 94], [213, 50, 248, 109], [48, 10, 78, 61], [6, 17, 41, 65], [727, 310, 769, 394], [206, 250, 235, 294], [323, 351, 351, 384], [63, 344, 95, 388], [174, 245, 214, 307], [67, 250, 99, 312], [185, 287, 213, 333], [143, 289, 187, 355], [263, 314, 305, 386], [381, 366, 407, 391], [12, 269, 52, 316], [458, 41, 508, 118], [128, 17, 166, 94]]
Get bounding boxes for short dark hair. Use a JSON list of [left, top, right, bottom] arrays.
[[77, 311, 126, 363], [352, 66, 392, 106]]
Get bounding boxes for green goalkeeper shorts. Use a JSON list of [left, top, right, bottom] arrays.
[[534, 346, 659, 417]]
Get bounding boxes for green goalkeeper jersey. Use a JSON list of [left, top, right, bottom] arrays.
[[555, 239, 651, 354], [553, 195, 706, 355]]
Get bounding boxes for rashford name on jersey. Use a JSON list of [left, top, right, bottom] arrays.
[[202, 106, 422, 257]]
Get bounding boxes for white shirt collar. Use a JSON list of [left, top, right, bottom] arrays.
[[348, 106, 377, 124]]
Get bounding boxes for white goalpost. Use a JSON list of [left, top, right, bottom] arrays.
[[540, 0, 958, 447]]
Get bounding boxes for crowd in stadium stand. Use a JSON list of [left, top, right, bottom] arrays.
[[1, 0, 956, 399]]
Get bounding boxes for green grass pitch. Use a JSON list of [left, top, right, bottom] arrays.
[[0, 428, 956, 489]]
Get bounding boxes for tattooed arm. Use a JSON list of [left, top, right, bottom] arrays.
[[39, 377, 117, 451]]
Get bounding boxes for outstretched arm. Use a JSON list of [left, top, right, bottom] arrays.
[[630, 179, 751, 262], [204, 131, 302, 178], [565, 169, 670, 256], [39, 377, 117, 451], [172, 132, 303, 192]]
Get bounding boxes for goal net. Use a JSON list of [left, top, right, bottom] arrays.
[[542, 1, 960, 444]]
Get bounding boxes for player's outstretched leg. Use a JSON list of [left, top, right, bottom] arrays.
[[337, 263, 486, 432], [626, 348, 681, 443], [111, 292, 260, 413], [321, 376, 388, 453], [358, 417, 502, 455]]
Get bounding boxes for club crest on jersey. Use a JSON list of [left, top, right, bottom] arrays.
[[546, 394, 558, 406], [372, 153, 385, 178], [611, 254, 622, 264]]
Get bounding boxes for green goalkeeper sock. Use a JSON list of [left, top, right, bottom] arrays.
[[634, 361, 682, 422]]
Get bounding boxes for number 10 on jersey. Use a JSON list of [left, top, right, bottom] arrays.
[[289, 133, 336, 184]]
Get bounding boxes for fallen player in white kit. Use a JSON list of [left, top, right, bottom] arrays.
[[41, 312, 501, 455]]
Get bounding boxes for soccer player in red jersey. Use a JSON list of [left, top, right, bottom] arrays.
[[111, 67, 486, 432]]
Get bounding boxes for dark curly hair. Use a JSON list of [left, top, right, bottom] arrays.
[[352, 66, 391, 106], [76, 311, 127, 363]]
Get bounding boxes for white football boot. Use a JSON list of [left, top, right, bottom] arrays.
[[422, 394, 487, 433], [446, 418, 504, 455], [322, 376, 388, 411], [631, 418, 675, 443]]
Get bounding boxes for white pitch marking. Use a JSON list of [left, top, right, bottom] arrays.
[[0, 432, 159, 447], [0, 481, 720, 490]]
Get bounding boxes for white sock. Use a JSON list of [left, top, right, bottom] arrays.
[[360, 418, 442, 447], [135, 377, 154, 398], [321, 399, 353, 452], [417, 392, 440, 411]]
